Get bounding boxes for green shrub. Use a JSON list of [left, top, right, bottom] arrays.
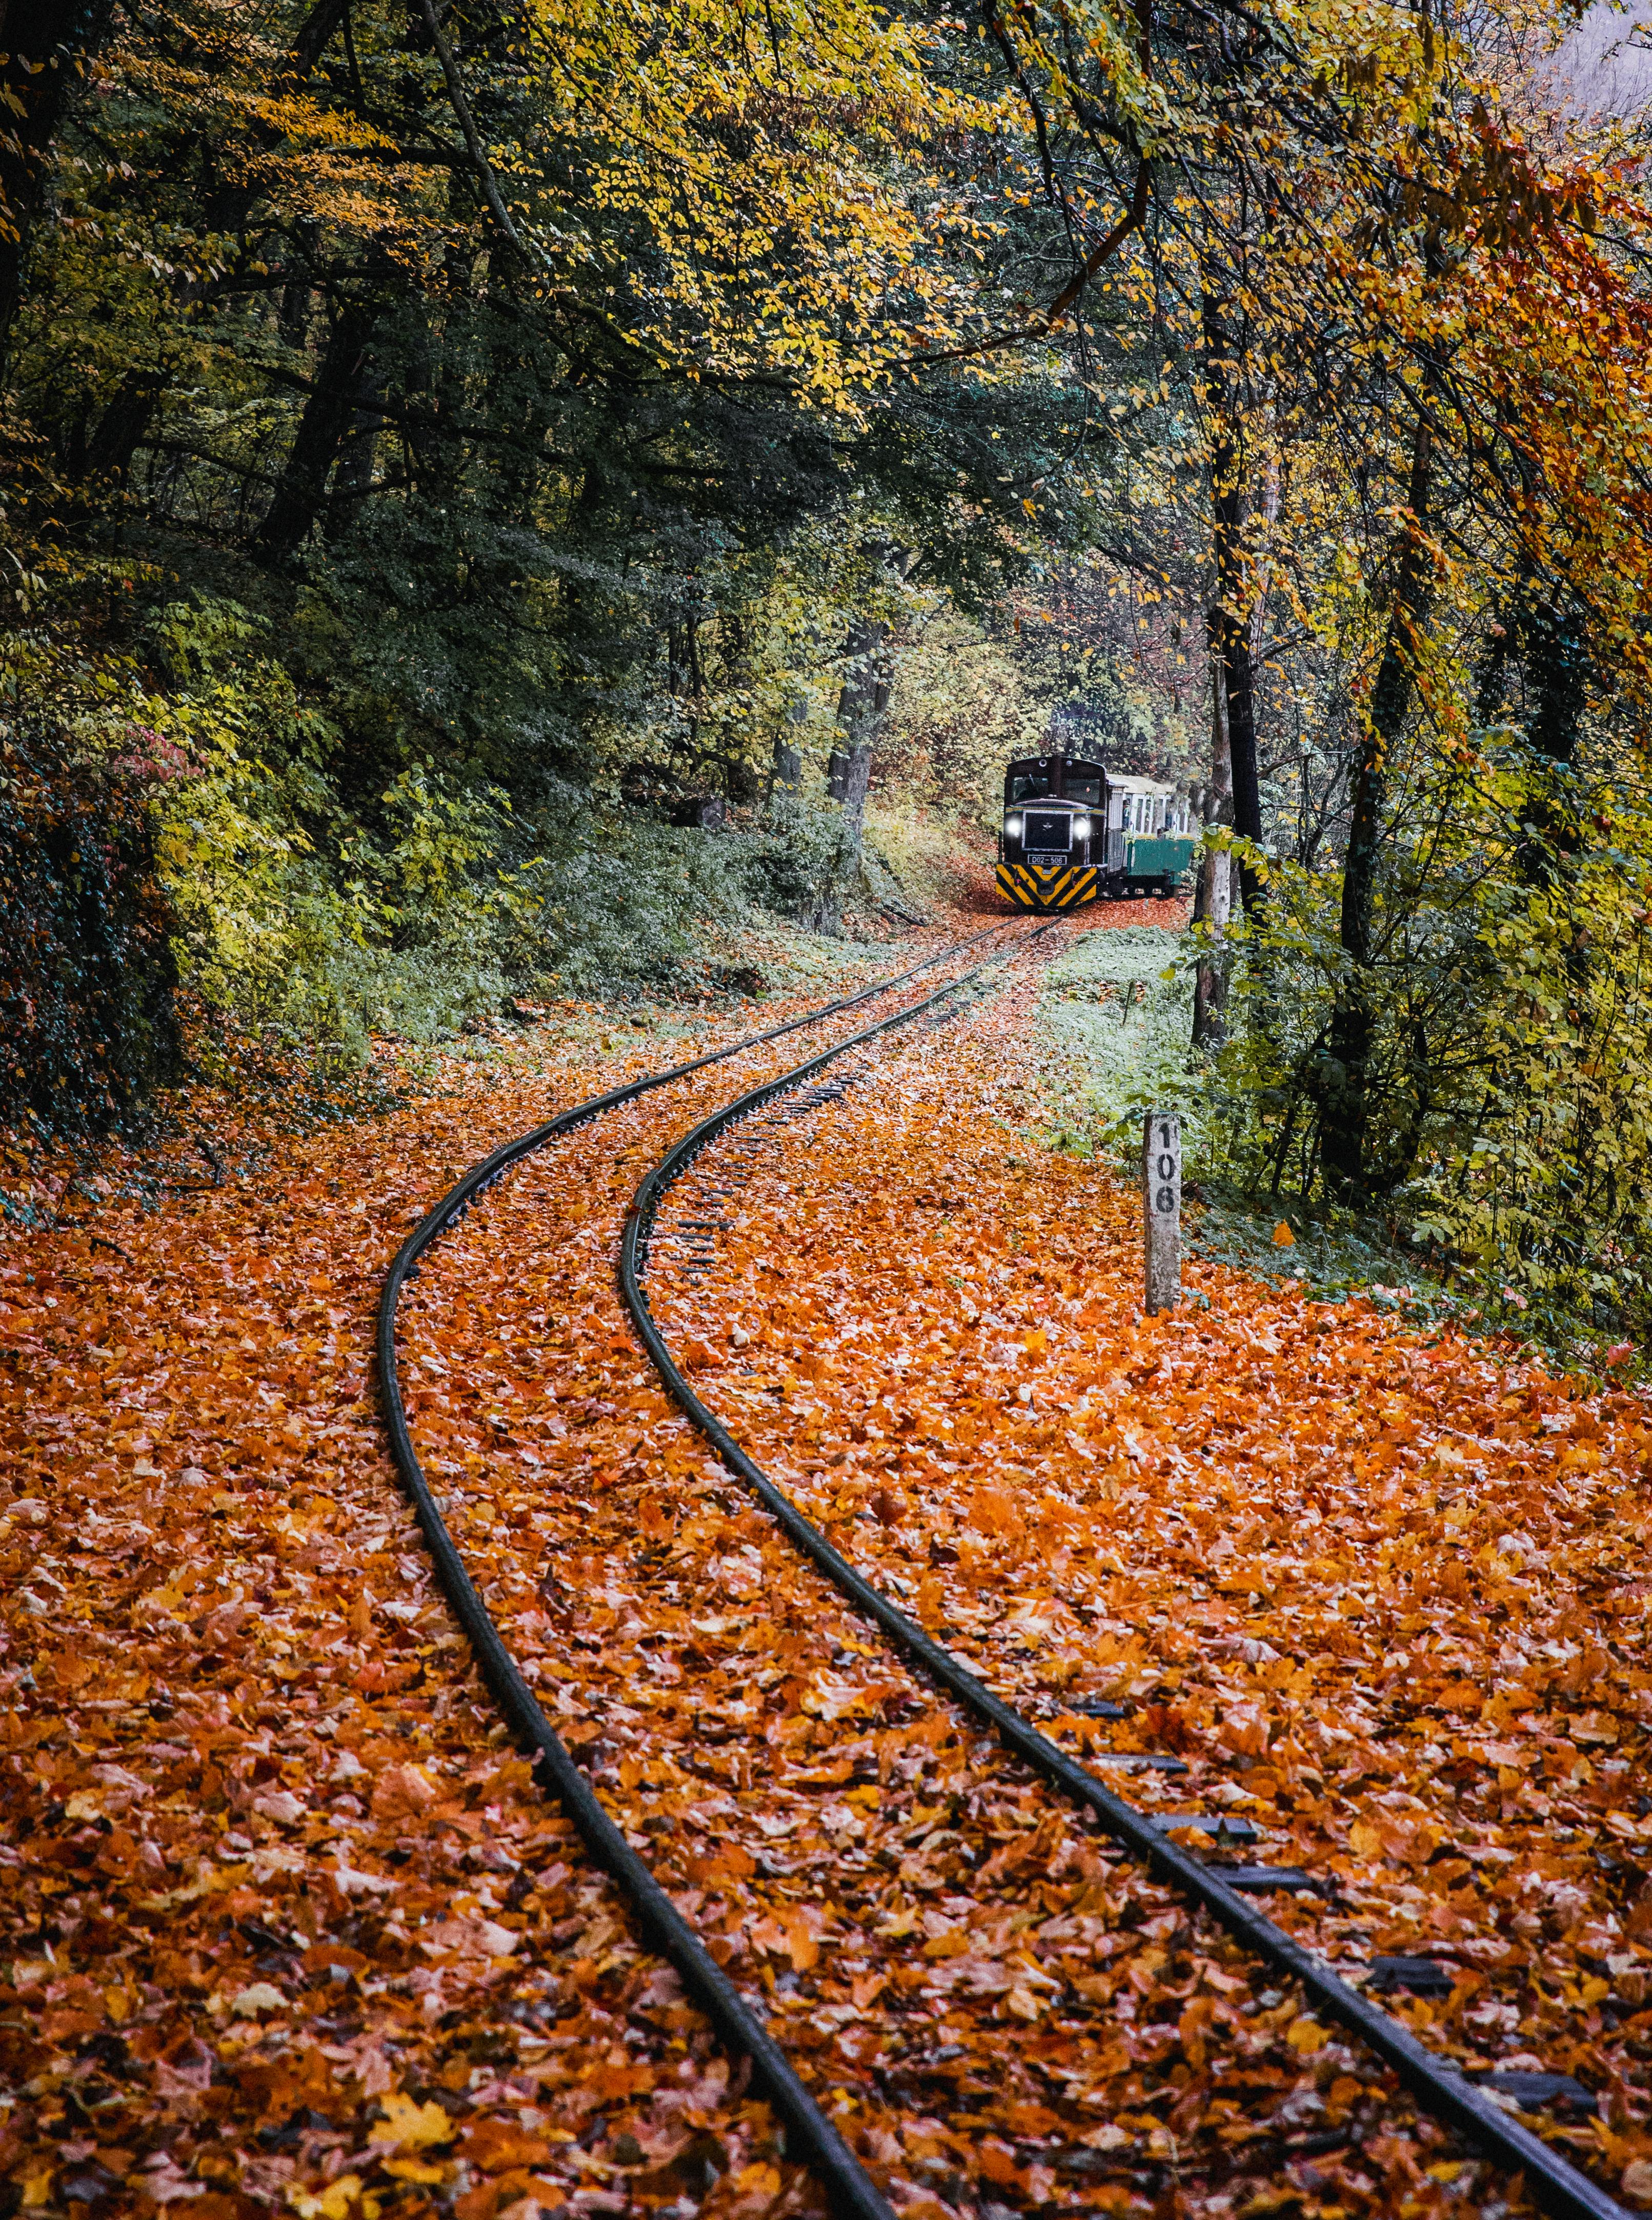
[[4, 591, 902, 1115], [1199, 746, 1652, 1349], [146, 600, 781, 1041], [0, 723, 181, 1139]]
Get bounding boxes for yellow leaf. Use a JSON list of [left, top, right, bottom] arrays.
[[1286, 2016, 1327, 2053], [382, 2160, 452, 2186], [370, 2093, 456, 2153], [1272, 1221, 1295, 1247], [288, 2175, 366, 2220]]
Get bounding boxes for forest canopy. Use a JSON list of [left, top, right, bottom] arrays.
[[5, 0, 1652, 1344]]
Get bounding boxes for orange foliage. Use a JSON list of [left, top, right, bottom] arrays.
[[4, 917, 1649, 2216]]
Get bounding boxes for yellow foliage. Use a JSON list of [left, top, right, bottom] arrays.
[[370, 2092, 457, 2153]]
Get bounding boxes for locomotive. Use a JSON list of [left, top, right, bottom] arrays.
[[995, 752, 1199, 912]]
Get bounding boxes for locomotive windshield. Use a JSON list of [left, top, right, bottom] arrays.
[[1005, 762, 1054, 804], [1005, 757, 1107, 805]]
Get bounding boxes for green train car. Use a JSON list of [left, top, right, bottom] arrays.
[[995, 753, 1199, 912]]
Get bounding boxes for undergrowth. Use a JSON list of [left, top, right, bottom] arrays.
[[5, 600, 921, 1131], [1037, 923, 1196, 1151], [1032, 917, 1641, 1381]]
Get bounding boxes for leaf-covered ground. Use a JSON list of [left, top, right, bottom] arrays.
[[5, 906, 1650, 2220]]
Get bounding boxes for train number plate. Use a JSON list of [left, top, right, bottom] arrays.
[[1026, 853, 1067, 871]]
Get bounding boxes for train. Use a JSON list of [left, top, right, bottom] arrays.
[[995, 752, 1200, 912]]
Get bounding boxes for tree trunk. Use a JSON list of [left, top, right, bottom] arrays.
[[839, 734, 875, 852], [1319, 413, 1434, 1199], [1515, 592, 1589, 888], [769, 731, 803, 798], [0, 0, 117, 378], [84, 368, 168, 487], [1202, 289, 1265, 911], [1524, 596, 1587, 769], [253, 298, 378, 563], [59, 366, 167, 498], [1217, 612, 1261, 889], [1192, 621, 1234, 1048], [325, 364, 387, 540], [834, 609, 894, 869]]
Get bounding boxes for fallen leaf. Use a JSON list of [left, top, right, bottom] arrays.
[[372, 2092, 456, 2153]]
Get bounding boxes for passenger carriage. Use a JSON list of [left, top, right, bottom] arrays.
[[995, 752, 1199, 912]]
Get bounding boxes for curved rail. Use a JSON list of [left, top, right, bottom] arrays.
[[376, 935, 1027, 2220], [617, 990, 1628, 2220]]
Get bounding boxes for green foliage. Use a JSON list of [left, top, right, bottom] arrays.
[[1203, 744, 1652, 1344], [880, 612, 1052, 829], [134, 601, 516, 1047], [157, 601, 860, 1040], [743, 792, 861, 923], [146, 601, 359, 1027], [0, 599, 819, 1096], [0, 721, 180, 1142]]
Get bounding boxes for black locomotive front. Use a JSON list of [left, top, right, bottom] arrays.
[[996, 754, 1110, 911]]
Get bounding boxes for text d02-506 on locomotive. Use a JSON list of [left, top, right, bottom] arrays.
[[995, 753, 1199, 912]]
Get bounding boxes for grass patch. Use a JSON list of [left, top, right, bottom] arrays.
[[1037, 925, 1196, 1152]]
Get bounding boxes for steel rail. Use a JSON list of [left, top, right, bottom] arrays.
[[399, 914, 1010, 1275], [377, 936, 1028, 2220], [618, 991, 1629, 2220]]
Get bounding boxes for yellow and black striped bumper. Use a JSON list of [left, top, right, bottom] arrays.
[[996, 862, 1099, 912]]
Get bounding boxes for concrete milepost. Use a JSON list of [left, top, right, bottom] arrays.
[[1143, 1111, 1181, 1314]]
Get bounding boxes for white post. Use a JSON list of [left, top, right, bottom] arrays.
[[1143, 1111, 1181, 1315]]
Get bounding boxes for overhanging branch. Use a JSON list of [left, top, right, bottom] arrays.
[[908, 157, 1152, 371]]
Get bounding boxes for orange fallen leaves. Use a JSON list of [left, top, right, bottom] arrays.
[[618, 936, 1652, 2202], [1, 977, 923, 2220], [5, 905, 1649, 2220], [391, 914, 1591, 2211]]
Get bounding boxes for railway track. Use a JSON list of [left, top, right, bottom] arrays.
[[380, 923, 1634, 2220]]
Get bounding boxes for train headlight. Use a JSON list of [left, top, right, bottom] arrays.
[[1072, 815, 1091, 838], [1004, 814, 1022, 837]]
